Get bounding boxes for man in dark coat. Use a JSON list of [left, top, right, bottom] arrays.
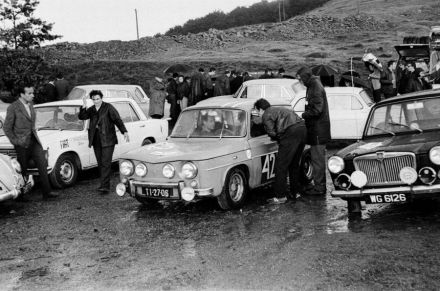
[[380, 60, 397, 98], [4, 84, 56, 200], [54, 72, 70, 100], [40, 75, 57, 103], [296, 67, 331, 195], [230, 71, 243, 94], [149, 77, 167, 119], [78, 90, 129, 193], [166, 73, 180, 128], [189, 69, 205, 106], [213, 70, 231, 97], [254, 98, 307, 204]]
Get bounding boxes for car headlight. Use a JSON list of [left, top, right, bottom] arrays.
[[11, 158, 21, 173], [429, 146, 440, 165], [135, 163, 147, 177], [120, 160, 134, 176], [328, 156, 344, 174], [163, 164, 175, 179], [182, 162, 198, 179]]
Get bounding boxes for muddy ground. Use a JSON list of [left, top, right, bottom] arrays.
[[1, 149, 440, 291]]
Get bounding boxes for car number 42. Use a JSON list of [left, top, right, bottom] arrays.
[[369, 193, 407, 203], [261, 153, 276, 182]]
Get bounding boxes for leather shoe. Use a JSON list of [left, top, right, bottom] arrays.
[[43, 193, 58, 200]]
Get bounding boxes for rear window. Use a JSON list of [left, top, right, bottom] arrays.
[[359, 90, 374, 107], [66, 88, 86, 100]]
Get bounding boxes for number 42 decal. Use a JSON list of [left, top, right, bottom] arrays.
[[262, 153, 276, 181]]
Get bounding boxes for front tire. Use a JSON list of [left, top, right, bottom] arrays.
[[217, 167, 248, 210], [49, 153, 79, 189], [299, 149, 313, 185]]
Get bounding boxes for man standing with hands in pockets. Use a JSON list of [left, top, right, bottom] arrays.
[[78, 90, 129, 194]]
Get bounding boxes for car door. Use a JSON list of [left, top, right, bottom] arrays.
[[237, 85, 263, 99], [330, 94, 358, 139], [111, 102, 143, 158], [264, 85, 293, 103]]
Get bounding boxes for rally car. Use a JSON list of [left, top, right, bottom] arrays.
[[329, 90, 440, 213], [0, 98, 168, 188], [116, 97, 308, 210], [0, 154, 33, 202]]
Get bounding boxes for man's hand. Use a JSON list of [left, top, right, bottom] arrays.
[[82, 95, 87, 107], [124, 132, 130, 143]]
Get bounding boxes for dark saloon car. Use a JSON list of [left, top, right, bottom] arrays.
[[329, 90, 440, 213]]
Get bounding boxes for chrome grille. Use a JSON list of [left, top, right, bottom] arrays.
[[353, 152, 416, 186]]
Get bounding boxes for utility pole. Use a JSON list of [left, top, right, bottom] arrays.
[[282, 0, 286, 21], [278, 0, 281, 22], [135, 9, 139, 40]]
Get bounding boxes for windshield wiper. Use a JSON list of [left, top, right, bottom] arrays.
[[388, 122, 423, 133], [370, 126, 395, 136]]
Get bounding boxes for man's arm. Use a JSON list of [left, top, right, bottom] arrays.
[[262, 114, 278, 140], [3, 104, 18, 145], [302, 91, 324, 119], [108, 104, 127, 134]]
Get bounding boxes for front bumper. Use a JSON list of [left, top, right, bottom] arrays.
[[331, 184, 440, 199], [125, 180, 214, 200], [0, 175, 34, 202]]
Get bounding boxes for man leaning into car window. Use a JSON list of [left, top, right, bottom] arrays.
[[78, 90, 129, 194], [254, 98, 307, 205]]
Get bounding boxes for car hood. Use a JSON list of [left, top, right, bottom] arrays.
[[121, 139, 248, 163], [0, 130, 84, 149], [336, 131, 440, 159]]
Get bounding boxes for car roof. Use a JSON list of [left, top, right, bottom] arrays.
[[375, 89, 440, 105], [324, 86, 364, 94], [189, 96, 291, 111], [73, 84, 141, 90], [243, 78, 300, 85], [34, 97, 132, 107]]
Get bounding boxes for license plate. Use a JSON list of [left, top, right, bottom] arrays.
[[139, 187, 172, 198], [367, 193, 407, 204]]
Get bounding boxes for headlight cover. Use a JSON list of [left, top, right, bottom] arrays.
[[182, 162, 198, 179], [328, 156, 344, 174], [163, 164, 175, 179], [429, 146, 440, 165], [10, 158, 21, 173], [120, 160, 134, 176], [135, 163, 147, 177]]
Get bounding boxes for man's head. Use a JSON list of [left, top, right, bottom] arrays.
[[387, 60, 396, 71], [209, 67, 216, 76], [296, 67, 313, 87], [18, 85, 34, 104], [201, 114, 216, 132], [254, 98, 271, 115], [198, 67, 204, 73], [406, 61, 416, 72], [225, 70, 231, 77], [172, 73, 179, 79], [178, 75, 184, 83], [89, 90, 104, 107], [278, 68, 285, 75], [56, 72, 64, 79]]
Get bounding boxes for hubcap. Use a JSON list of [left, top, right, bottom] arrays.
[[60, 161, 74, 182], [229, 173, 244, 203]]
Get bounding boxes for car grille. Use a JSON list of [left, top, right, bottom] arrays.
[[353, 152, 416, 186], [0, 148, 17, 158]]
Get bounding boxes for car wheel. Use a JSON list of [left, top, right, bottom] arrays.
[[141, 138, 153, 146], [347, 199, 361, 214], [135, 195, 160, 207], [300, 149, 313, 185], [217, 167, 248, 210], [49, 153, 79, 189]]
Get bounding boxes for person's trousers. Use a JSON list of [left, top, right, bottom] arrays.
[[274, 123, 307, 198], [15, 135, 51, 196], [310, 144, 327, 192], [373, 89, 382, 103], [92, 134, 115, 191]]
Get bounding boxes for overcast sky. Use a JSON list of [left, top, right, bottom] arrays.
[[34, 0, 261, 44]]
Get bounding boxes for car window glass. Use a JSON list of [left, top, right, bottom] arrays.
[[351, 96, 363, 110], [108, 90, 133, 99], [265, 85, 282, 99], [134, 88, 146, 102], [244, 85, 262, 99], [66, 88, 85, 100], [281, 87, 291, 99], [112, 102, 139, 123], [389, 104, 407, 125], [359, 90, 374, 106], [291, 82, 306, 94], [35, 106, 84, 131], [293, 97, 305, 112]]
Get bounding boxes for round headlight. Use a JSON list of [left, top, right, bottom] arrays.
[[328, 156, 344, 174], [120, 160, 134, 176], [429, 146, 440, 165], [10, 158, 21, 173], [163, 164, 175, 179], [351, 171, 367, 188], [399, 167, 418, 185], [135, 163, 147, 177], [182, 162, 198, 179]]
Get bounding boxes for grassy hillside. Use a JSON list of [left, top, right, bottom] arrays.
[[44, 0, 439, 91]]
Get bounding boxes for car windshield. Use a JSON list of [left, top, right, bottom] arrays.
[[365, 97, 440, 136], [171, 108, 247, 138], [35, 106, 84, 131]]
